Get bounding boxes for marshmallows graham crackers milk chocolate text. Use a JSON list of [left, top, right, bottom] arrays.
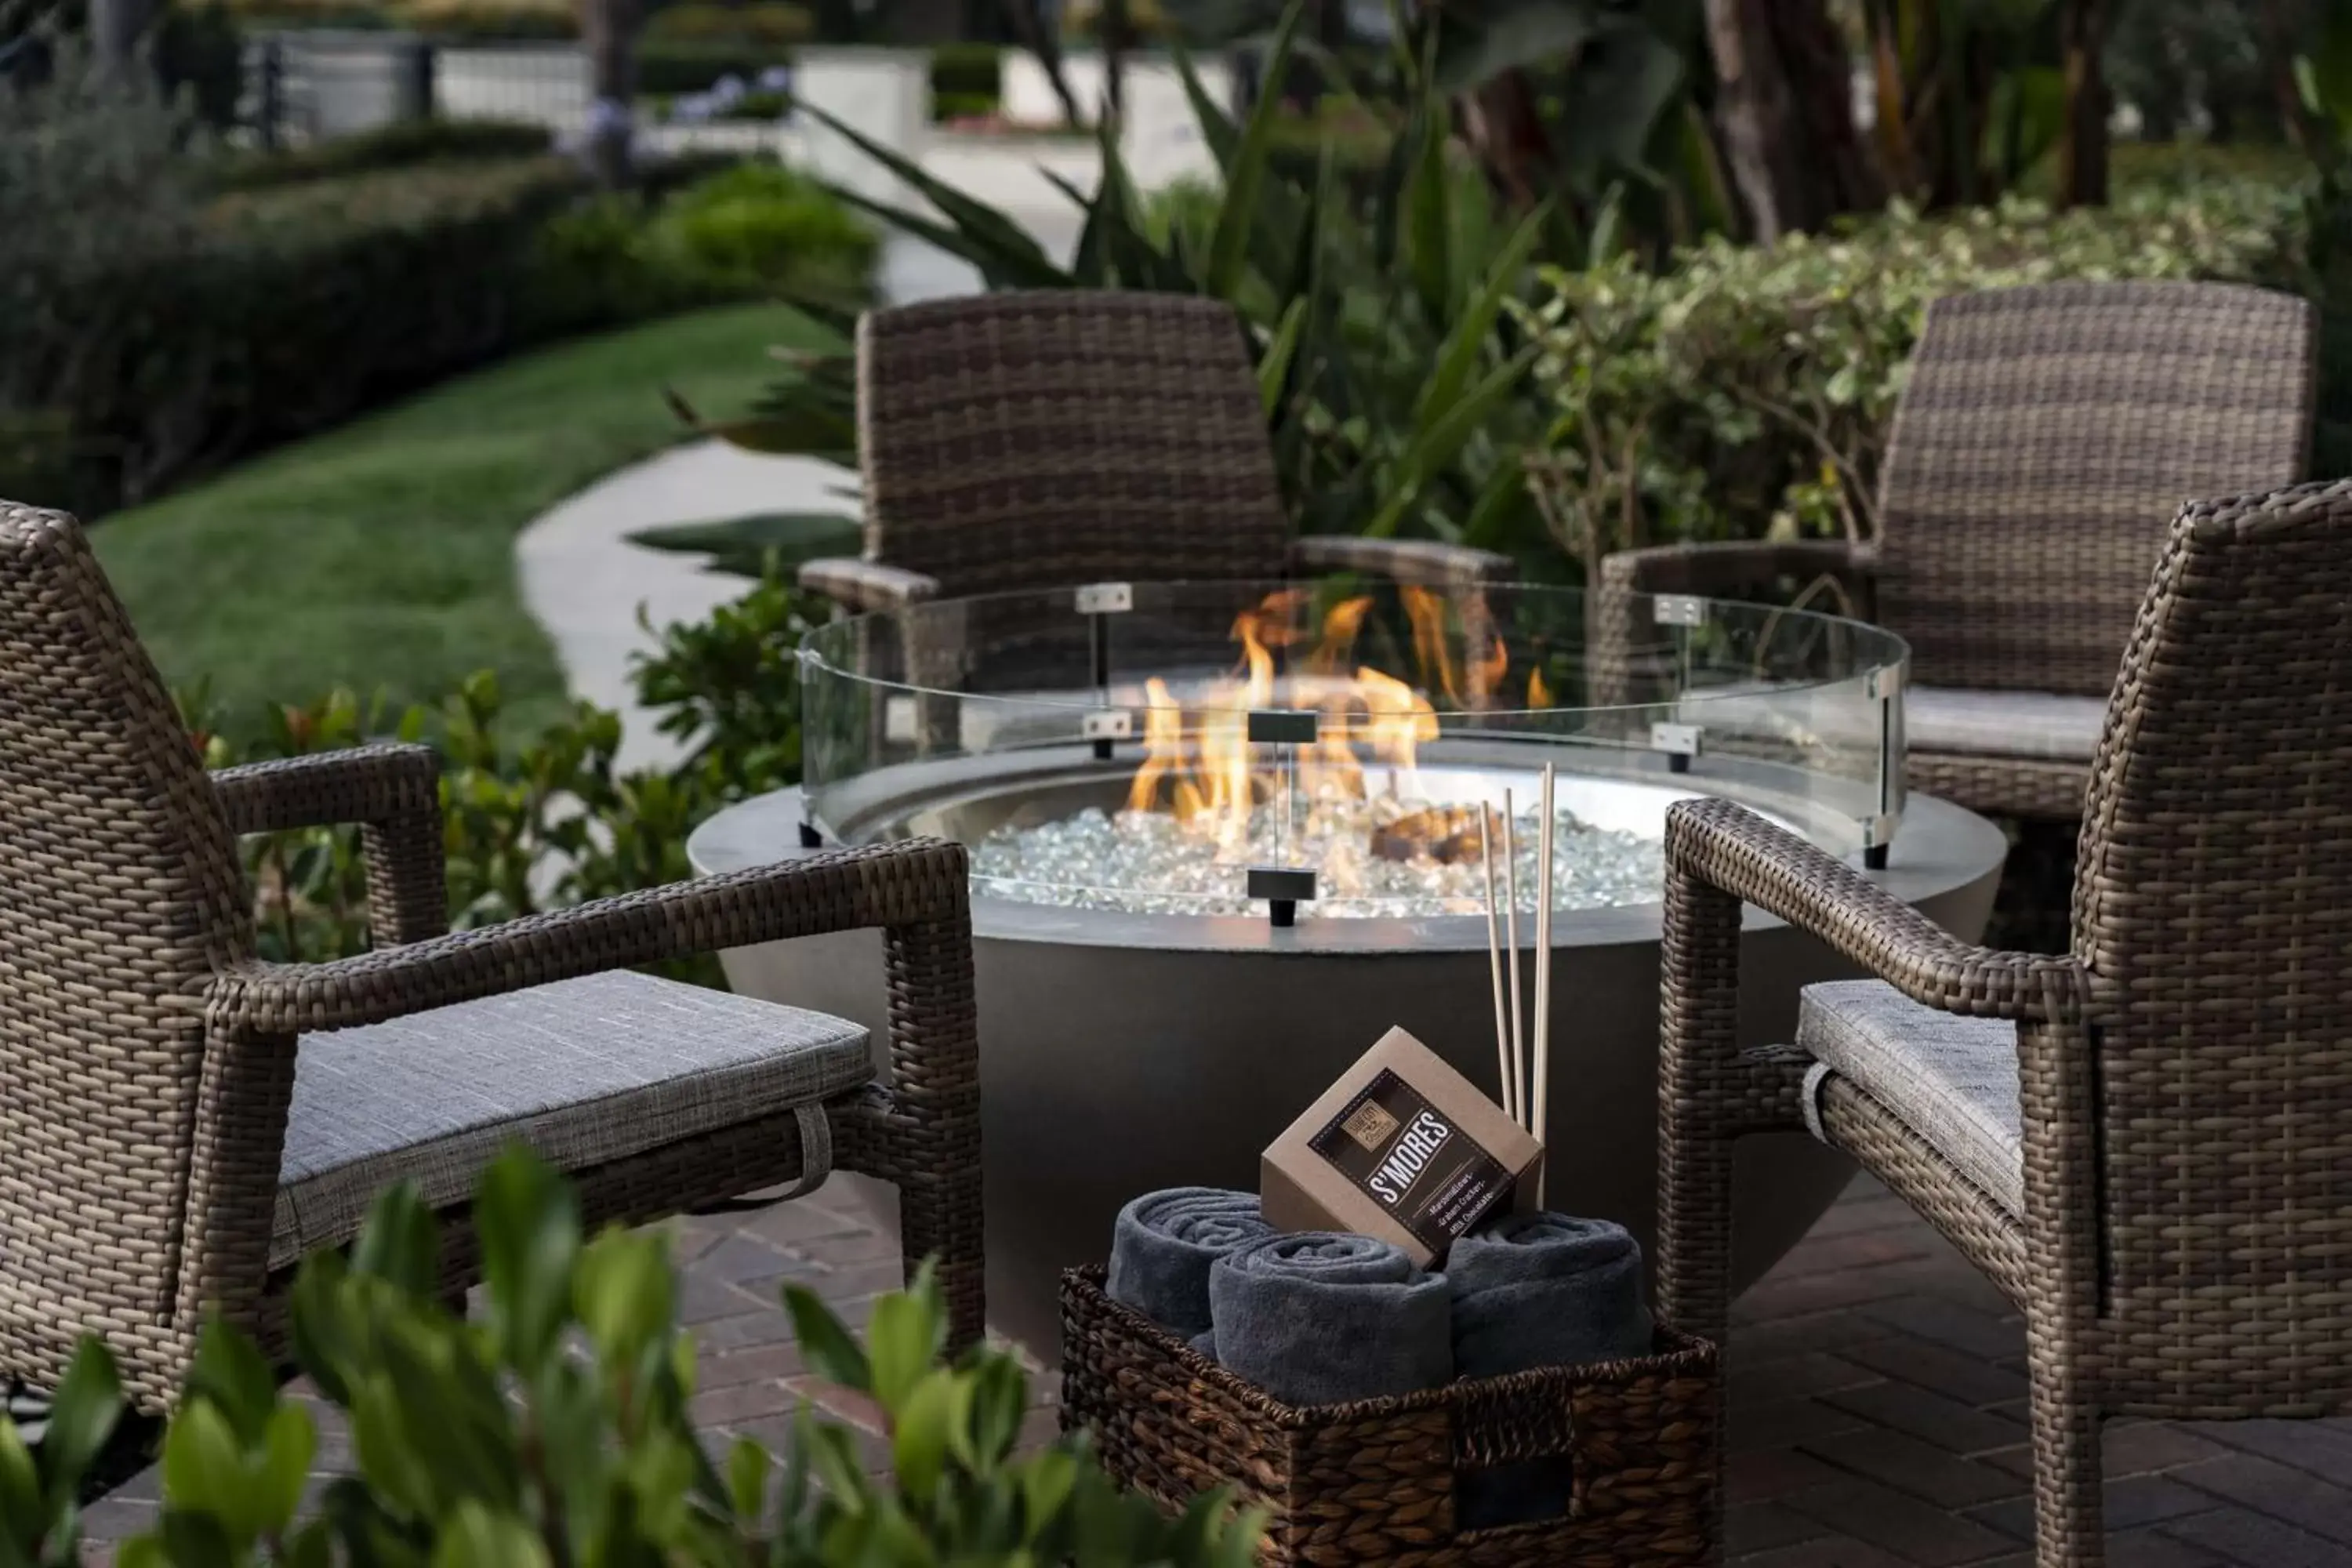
[[1261, 1026, 1543, 1268]]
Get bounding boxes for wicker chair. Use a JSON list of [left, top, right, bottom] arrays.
[[795, 291, 1513, 613], [0, 502, 982, 1411], [1602, 281, 2317, 821], [1656, 477, 2352, 1565]]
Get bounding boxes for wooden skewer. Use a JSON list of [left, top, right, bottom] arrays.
[[1533, 762, 1557, 1206], [1479, 805, 1513, 1125], [1502, 789, 1526, 1134]]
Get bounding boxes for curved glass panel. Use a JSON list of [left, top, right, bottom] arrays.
[[799, 579, 1908, 921]]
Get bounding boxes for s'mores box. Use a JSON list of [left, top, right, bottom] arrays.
[[1261, 1026, 1544, 1268]]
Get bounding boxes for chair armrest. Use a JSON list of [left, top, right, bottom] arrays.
[[212, 837, 971, 1036], [212, 742, 440, 835], [798, 558, 942, 612], [1600, 539, 1875, 607], [211, 743, 447, 946], [1666, 797, 2083, 1023], [1289, 535, 1516, 586]]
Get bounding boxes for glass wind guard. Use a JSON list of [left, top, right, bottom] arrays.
[[798, 578, 1911, 921]]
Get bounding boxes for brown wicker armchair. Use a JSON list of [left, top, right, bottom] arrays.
[[0, 503, 982, 1411], [1656, 478, 2352, 1565], [1602, 281, 2317, 821], [795, 291, 1513, 613]]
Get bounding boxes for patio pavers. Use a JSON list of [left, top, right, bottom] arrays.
[[78, 1174, 2352, 1563]]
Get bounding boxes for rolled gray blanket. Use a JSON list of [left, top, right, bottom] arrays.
[[1448, 1213, 1653, 1530], [1106, 1188, 1273, 1341], [1203, 1232, 1452, 1406], [1447, 1212, 1653, 1377]]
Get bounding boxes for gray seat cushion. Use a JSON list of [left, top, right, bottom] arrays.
[[1907, 687, 2107, 763], [274, 970, 873, 1267], [1797, 979, 2024, 1215]]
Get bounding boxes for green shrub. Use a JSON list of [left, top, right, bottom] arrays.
[[396, 0, 575, 37], [178, 566, 815, 971], [1514, 183, 2307, 577], [645, 0, 811, 45], [9, 142, 860, 514], [639, 39, 793, 94], [648, 158, 877, 303], [13, 1148, 1265, 1563], [208, 115, 554, 191], [931, 89, 996, 121], [929, 38, 999, 99]]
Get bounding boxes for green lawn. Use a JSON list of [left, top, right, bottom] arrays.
[[94, 303, 827, 745]]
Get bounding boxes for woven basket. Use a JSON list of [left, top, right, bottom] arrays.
[[1059, 1265, 1718, 1566]]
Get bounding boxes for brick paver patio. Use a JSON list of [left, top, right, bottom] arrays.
[[79, 1174, 2352, 1563]]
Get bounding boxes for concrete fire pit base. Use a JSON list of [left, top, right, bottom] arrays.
[[689, 775, 2005, 1359]]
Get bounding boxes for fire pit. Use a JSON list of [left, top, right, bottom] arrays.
[[690, 579, 2006, 1354]]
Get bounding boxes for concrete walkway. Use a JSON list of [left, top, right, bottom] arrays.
[[516, 187, 1089, 771]]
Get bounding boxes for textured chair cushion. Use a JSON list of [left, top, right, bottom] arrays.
[[1907, 687, 2107, 762], [1796, 980, 2024, 1215], [274, 970, 873, 1267]]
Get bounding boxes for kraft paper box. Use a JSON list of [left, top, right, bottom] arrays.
[[1261, 1026, 1544, 1268]]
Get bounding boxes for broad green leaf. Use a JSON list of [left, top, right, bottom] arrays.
[[1015, 1447, 1078, 1543], [726, 1436, 771, 1524], [1401, 36, 1452, 321], [1363, 350, 1534, 538], [186, 1316, 278, 1446], [39, 1338, 122, 1506], [786, 101, 1064, 286], [1430, 1, 1599, 96], [1203, 0, 1307, 302], [161, 1400, 260, 1541], [256, 1403, 318, 1537], [1172, 43, 1241, 171], [350, 1181, 439, 1301], [889, 1370, 956, 1502], [0, 1421, 38, 1536], [1415, 200, 1548, 432], [430, 1503, 550, 1568], [781, 1283, 871, 1392], [573, 1229, 676, 1370], [1259, 298, 1308, 419], [864, 1287, 946, 1413], [626, 513, 862, 580], [475, 1145, 579, 1373]]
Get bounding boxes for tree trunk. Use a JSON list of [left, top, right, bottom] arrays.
[[2256, 0, 2318, 154], [88, 0, 153, 80], [2056, 0, 2108, 208], [579, 0, 641, 187], [1703, 0, 1880, 242]]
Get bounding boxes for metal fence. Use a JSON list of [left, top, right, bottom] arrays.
[[240, 31, 589, 146]]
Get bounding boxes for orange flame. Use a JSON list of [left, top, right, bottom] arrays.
[[1528, 666, 1553, 710], [1125, 591, 1443, 855]]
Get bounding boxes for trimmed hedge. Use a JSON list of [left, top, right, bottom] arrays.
[[638, 39, 793, 93], [7, 148, 869, 513], [208, 116, 554, 190], [643, 1, 812, 45]]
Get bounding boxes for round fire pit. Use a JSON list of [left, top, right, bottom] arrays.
[[689, 579, 2005, 1355]]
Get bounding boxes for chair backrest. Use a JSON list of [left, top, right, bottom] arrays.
[[2072, 477, 2352, 1413], [0, 504, 253, 1383], [856, 291, 1294, 596], [1876, 281, 2315, 695]]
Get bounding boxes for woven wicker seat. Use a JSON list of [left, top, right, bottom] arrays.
[[0, 503, 983, 1410], [797, 291, 1513, 612], [1657, 478, 2352, 1565], [1602, 281, 2318, 821]]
